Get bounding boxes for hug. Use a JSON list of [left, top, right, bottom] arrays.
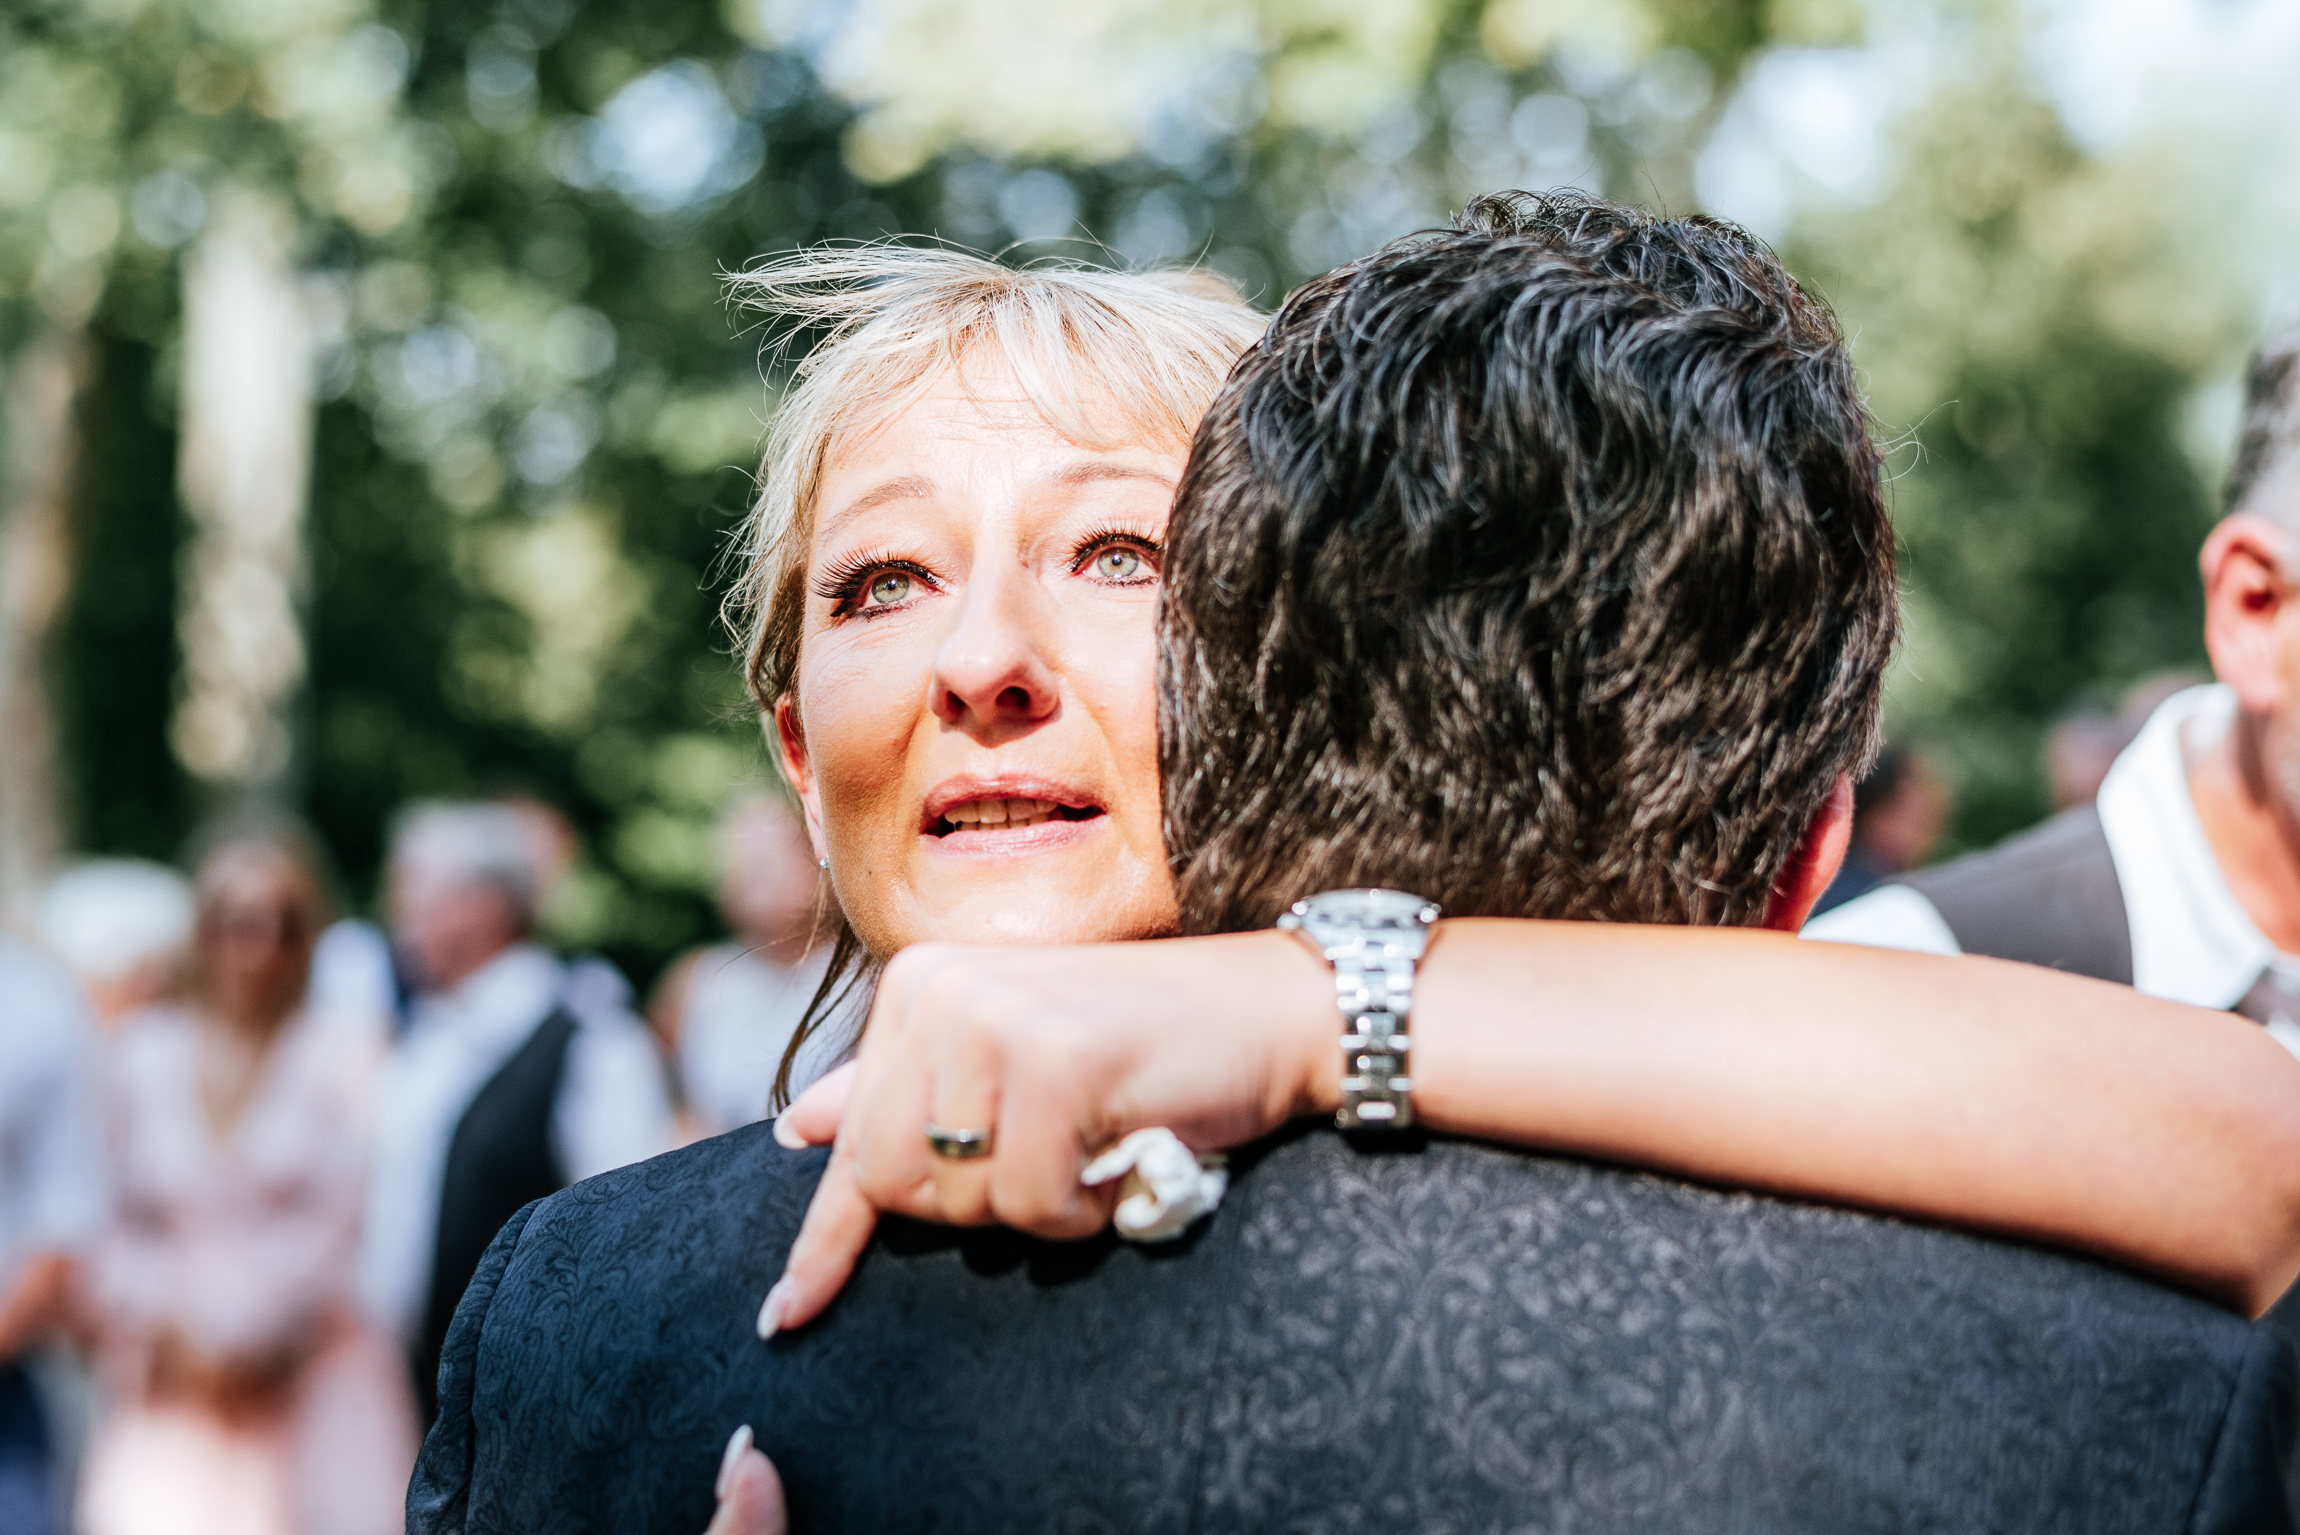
[[411, 192, 2300, 1532]]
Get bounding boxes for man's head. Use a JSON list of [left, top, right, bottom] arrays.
[[1160, 191, 1896, 934], [387, 800, 541, 992], [2202, 326, 2300, 817]]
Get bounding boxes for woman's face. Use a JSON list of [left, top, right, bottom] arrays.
[[200, 853, 313, 1021], [777, 362, 1183, 957]]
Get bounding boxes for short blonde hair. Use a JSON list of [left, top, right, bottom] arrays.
[[725, 245, 1269, 710]]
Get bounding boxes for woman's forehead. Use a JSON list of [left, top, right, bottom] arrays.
[[821, 353, 1185, 477]]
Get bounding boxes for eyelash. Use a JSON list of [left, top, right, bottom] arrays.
[[814, 552, 937, 619], [812, 528, 1164, 620], [1070, 527, 1162, 583]]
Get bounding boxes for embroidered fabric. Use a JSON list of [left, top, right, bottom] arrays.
[[412, 1122, 2297, 1535]]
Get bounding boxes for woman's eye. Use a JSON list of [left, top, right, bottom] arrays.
[[1092, 546, 1144, 580], [865, 571, 912, 607]]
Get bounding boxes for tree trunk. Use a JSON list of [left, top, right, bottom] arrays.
[[171, 194, 314, 802], [0, 323, 93, 932]]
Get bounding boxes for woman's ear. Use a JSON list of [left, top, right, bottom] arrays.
[[2202, 514, 2297, 716], [1763, 775, 1854, 933], [774, 695, 829, 865]]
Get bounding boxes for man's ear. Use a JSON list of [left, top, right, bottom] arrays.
[[1763, 775, 1854, 933], [2202, 513, 2296, 715], [773, 695, 829, 865]]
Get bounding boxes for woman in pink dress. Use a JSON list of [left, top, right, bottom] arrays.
[[79, 819, 417, 1535]]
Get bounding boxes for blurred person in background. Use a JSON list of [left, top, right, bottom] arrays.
[[0, 935, 106, 1535], [360, 800, 672, 1424], [2044, 708, 2126, 812], [1810, 329, 2300, 1034], [1805, 743, 1948, 917], [37, 860, 194, 1027], [2043, 670, 2208, 811], [495, 793, 634, 1022], [76, 813, 416, 1535], [304, 793, 629, 1044], [649, 796, 839, 1141]]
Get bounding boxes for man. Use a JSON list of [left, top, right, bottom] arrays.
[[411, 197, 2293, 1533], [1809, 327, 2300, 1043], [359, 800, 673, 1422], [0, 935, 104, 1535]]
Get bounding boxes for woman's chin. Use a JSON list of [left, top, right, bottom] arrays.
[[873, 827, 1177, 948]]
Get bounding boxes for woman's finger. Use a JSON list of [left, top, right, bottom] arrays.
[[985, 1044, 1116, 1240], [920, 1010, 1004, 1227], [704, 1427, 787, 1535], [774, 1061, 856, 1149], [764, 1146, 881, 1335], [846, 1004, 965, 1222]]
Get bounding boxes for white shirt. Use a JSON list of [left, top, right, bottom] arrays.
[[677, 944, 840, 1137], [0, 935, 107, 1302], [1807, 685, 2300, 1052], [309, 917, 400, 1036], [358, 942, 673, 1340]]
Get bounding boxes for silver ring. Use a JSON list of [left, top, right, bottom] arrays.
[[924, 1122, 993, 1160]]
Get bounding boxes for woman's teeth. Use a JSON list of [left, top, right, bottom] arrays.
[[943, 797, 1060, 830]]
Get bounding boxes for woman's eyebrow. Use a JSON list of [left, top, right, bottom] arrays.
[[1049, 462, 1175, 492], [818, 475, 935, 541]]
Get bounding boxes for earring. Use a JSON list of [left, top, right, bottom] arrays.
[[817, 857, 829, 870]]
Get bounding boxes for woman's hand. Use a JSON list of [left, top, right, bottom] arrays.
[[760, 932, 1334, 1335]]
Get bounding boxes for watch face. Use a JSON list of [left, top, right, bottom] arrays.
[[1298, 888, 1439, 927]]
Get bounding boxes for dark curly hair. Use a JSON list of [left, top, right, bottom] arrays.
[[1158, 191, 1898, 933]]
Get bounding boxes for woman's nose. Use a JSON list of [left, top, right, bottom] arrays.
[[928, 576, 1059, 734]]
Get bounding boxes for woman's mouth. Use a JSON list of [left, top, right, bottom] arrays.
[[927, 797, 1104, 837]]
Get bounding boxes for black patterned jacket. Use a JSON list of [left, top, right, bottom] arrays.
[[410, 1121, 2294, 1534]]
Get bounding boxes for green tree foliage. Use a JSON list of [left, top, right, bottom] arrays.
[[1787, 62, 2241, 848], [1, 0, 2252, 980]]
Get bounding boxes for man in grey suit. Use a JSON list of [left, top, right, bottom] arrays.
[[410, 194, 2294, 1533]]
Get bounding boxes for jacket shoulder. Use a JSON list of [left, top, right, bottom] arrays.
[[407, 1122, 826, 1534]]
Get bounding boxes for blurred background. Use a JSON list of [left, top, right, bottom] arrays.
[[4, 0, 2298, 987]]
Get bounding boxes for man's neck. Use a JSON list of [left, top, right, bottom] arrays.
[[2186, 711, 2300, 953], [430, 937, 531, 1002]]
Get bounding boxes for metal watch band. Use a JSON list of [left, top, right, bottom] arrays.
[[1277, 889, 1441, 1131]]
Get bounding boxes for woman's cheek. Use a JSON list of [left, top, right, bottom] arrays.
[[799, 631, 929, 852], [1076, 600, 1163, 822]]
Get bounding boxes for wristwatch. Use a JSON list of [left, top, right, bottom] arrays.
[[1277, 888, 1442, 1131]]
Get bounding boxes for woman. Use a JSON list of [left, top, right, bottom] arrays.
[[710, 243, 2300, 1342], [79, 818, 418, 1535], [648, 796, 843, 1141]]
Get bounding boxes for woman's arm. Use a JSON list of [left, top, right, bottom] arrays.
[[1408, 921, 2300, 1314], [762, 922, 2300, 1333]]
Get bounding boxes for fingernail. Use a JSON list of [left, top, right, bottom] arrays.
[[772, 1114, 805, 1150], [755, 1278, 794, 1340], [716, 1424, 754, 1500]]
